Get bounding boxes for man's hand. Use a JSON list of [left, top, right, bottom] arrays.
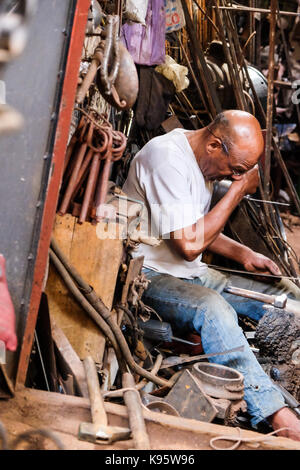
[[231, 165, 259, 196], [242, 250, 281, 277]]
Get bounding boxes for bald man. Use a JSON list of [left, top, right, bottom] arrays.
[[123, 110, 300, 440]]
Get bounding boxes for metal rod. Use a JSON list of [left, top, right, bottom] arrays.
[[244, 196, 290, 207], [180, 0, 222, 117], [278, 14, 300, 127], [212, 0, 247, 110], [34, 331, 50, 392], [264, 0, 277, 196], [207, 264, 300, 282], [212, 5, 300, 17], [225, 9, 300, 216]]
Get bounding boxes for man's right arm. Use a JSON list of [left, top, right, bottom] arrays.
[[169, 167, 259, 262]]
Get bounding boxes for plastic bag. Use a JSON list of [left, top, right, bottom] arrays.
[[121, 0, 166, 66], [165, 0, 186, 33], [156, 55, 189, 92], [124, 0, 149, 25]]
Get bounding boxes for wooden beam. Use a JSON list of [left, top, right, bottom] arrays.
[[4, 388, 299, 451], [51, 319, 89, 398]]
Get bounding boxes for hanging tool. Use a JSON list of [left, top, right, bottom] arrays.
[[224, 286, 300, 317], [78, 356, 131, 445], [59, 110, 127, 223]]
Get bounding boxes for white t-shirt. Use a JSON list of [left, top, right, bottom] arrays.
[[122, 128, 213, 279]]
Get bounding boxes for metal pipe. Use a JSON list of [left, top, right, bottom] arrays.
[[58, 140, 88, 215], [50, 239, 169, 388], [212, 5, 300, 17], [79, 152, 100, 224], [264, 0, 277, 196], [49, 248, 126, 371]]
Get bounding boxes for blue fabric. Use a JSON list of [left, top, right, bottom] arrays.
[[142, 267, 300, 425]]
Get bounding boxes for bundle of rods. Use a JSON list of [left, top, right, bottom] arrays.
[[58, 110, 127, 224]]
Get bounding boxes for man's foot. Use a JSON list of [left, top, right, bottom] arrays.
[[268, 407, 300, 441]]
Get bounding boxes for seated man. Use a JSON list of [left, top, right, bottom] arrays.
[[123, 110, 300, 441]]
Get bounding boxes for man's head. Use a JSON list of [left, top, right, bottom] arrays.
[[196, 110, 264, 181]]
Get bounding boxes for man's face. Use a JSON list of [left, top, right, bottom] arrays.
[[201, 137, 260, 182]]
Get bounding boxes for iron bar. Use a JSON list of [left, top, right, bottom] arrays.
[[212, 5, 300, 17], [180, 0, 222, 117], [264, 0, 277, 196]]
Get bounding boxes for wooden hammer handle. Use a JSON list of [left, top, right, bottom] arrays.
[[83, 356, 107, 427]]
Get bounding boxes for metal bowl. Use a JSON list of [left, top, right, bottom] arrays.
[[192, 362, 244, 400]]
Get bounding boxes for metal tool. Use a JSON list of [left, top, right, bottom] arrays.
[[59, 111, 127, 223], [207, 264, 300, 282], [137, 319, 200, 346], [160, 345, 245, 370], [224, 286, 300, 317], [78, 356, 131, 445]]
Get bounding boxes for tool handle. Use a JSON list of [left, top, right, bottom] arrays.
[[224, 286, 275, 305], [83, 356, 107, 426]]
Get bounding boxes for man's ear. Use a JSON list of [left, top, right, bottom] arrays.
[[207, 138, 221, 154]]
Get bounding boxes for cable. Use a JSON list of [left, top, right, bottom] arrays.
[[50, 239, 169, 388], [209, 426, 293, 450], [49, 248, 126, 373]]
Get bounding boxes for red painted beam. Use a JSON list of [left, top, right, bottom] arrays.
[[16, 0, 91, 388]]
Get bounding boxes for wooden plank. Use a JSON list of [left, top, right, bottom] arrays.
[[46, 214, 123, 364], [3, 388, 299, 451], [51, 319, 89, 398], [46, 263, 105, 364], [70, 219, 123, 309]]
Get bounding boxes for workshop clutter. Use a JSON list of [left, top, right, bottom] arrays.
[[58, 111, 127, 224], [18, 0, 300, 451]]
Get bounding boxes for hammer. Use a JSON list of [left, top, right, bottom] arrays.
[[224, 286, 300, 318], [78, 356, 131, 444]]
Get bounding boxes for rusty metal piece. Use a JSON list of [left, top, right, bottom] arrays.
[[99, 15, 120, 95], [96, 41, 138, 110], [264, 0, 277, 196], [63, 115, 87, 172], [69, 147, 94, 202], [94, 129, 127, 220], [79, 152, 101, 224], [59, 118, 94, 214], [164, 369, 218, 423]]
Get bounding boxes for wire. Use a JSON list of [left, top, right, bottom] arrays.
[[209, 426, 293, 450]]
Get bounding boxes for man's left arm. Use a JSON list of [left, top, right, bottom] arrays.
[[207, 233, 281, 276]]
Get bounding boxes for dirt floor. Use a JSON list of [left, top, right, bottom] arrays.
[[281, 213, 300, 275]]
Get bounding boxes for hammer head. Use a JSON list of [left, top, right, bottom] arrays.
[[78, 422, 131, 444]]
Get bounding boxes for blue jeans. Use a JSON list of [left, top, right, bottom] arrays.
[[142, 267, 300, 426]]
